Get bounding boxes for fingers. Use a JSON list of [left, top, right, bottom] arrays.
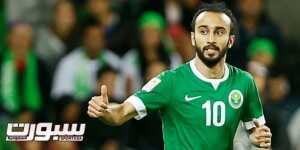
[[253, 121, 270, 132], [88, 105, 104, 116], [89, 99, 108, 110], [250, 123, 272, 149], [254, 129, 272, 149], [254, 128, 272, 143], [87, 96, 109, 118], [87, 105, 105, 118], [251, 135, 270, 145], [256, 136, 271, 149], [258, 148, 270, 150], [254, 121, 261, 128], [87, 110, 98, 118], [256, 131, 272, 139], [259, 142, 271, 149], [253, 122, 271, 136], [88, 101, 107, 112], [256, 125, 270, 133], [252, 136, 271, 149], [257, 137, 271, 144], [101, 85, 109, 104], [87, 85, 110, 119], [255, 126, 272, 144]]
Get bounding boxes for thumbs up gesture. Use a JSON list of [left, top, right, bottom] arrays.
[[87, 85, 110, 118], [249, 121, 272, 149]]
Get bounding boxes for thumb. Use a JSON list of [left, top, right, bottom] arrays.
[[254, 120, 261, 128], [101, 85, 109, 104]]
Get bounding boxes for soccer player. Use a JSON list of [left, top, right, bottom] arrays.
[[87, 3, 272, 150]]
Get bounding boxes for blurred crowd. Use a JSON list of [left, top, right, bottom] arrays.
[[0, 0, 299, 150]]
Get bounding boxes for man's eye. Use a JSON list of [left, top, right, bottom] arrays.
[[200, 30, 208, 35], [216, 30, 225, 36]]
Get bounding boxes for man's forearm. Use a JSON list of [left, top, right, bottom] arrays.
[[99, 102, 137, 126], [98, 103, 124, 126]]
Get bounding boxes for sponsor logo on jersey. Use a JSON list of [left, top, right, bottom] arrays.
[[228, 89, 243, 109], [142, 77, 161, 92], [184, 95, 202, 101]]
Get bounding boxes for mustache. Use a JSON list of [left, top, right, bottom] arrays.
[[203, 44, 220, 51]]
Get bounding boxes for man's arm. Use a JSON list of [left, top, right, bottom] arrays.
[[87, 85, 137, 126], [241, 75, 272, 149], [249, 121, 272, 149], [88, 71, 172, 125]]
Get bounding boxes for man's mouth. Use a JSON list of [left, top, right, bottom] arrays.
[[205, 49, 218, 56], [204, 45, 219, 51]]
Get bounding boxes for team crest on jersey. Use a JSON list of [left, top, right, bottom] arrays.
[[228, 89, 243, 109]]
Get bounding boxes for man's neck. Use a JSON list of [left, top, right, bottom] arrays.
[[194, 57, 225, 79]]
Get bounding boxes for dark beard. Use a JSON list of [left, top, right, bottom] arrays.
[[195, 44, 228, 68]]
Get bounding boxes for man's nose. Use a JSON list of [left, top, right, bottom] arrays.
[[208, 32, 216, 43]]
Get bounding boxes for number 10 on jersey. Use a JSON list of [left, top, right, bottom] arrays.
[[202, 101, 225, 127]]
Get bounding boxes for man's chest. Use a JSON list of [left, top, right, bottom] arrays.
[[169, 81, 247, 128]]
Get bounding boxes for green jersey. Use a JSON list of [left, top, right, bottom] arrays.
[[126, 59, 265, 150]]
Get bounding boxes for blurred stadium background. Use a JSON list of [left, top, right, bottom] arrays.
[[0, 0, 300, 150]]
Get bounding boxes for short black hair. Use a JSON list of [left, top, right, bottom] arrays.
[[96, 65, 118, 79], [80, 15, 102, 34], [8, 21, 31, 33], [191, 2, 238, 36]]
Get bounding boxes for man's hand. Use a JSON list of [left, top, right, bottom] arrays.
[[249, 121, 272, 149], [87, 85, 109, 118], [87, 84, 137, 126]]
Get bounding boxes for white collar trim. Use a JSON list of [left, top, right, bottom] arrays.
[[189, 58, 229, 90]]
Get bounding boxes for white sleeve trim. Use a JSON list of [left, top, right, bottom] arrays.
[[125, 95, 147, 120], [243, 115, 266, 130]]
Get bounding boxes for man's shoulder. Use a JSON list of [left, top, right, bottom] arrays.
[[227, 64, 254, 81], [143, 63, 189, 93], [59, 48, 82, 64], [161, 62, 189, 78]]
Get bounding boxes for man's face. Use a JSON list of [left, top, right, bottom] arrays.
[[191, 11, 234, 67], [83, 26, 104, 58], [141, 26, 161, 49], [8, 24, 33, 55], [87, 0, 110, 15], [239, 0, 263, 18], [54, 1, 76, 31]]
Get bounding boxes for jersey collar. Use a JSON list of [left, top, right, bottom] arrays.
[[189, 58, 229, 90]]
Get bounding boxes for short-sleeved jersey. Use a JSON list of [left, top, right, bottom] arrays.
[[126, 59, 265, 150]]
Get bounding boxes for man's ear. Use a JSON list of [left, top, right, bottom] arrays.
[[191, 32, 195, 46], [228, 35, 235, 48]]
